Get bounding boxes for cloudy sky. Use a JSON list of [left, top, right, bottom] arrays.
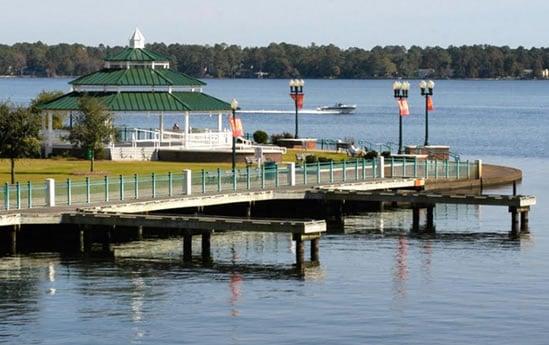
[[0, 0, 546, 48]]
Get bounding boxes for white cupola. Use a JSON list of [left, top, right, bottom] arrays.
[[129, 28, 145, 49]]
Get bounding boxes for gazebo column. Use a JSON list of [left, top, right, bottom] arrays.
[[184, 111, 190, 148], [159, 112, 164, 143], [217, 113, 222, 132]]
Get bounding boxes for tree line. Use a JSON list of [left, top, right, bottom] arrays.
[[1, 41, 549, 79]]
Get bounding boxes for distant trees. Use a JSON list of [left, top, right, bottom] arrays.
[[0, 41, 549, 79], [68, 97, 116, 172], [0, 102, 42, 183]]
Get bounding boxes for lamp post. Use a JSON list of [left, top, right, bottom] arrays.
[[231, 98, 238, 173], [393, 80, 409, 154], [419, 80, 435, 146], [289, 79, 304, 139]]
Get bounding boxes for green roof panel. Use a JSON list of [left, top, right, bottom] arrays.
[[38, 92, 230, 112], [70, 68, 206, 86], [105, 48, 170, 62]]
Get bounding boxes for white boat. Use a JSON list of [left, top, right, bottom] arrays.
[[317, 103, 357, 114]]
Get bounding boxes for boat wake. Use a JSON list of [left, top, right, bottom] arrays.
[[237, 109, 341, 115]]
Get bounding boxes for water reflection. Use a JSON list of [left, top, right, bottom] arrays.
[[393, 235, 408, 300]]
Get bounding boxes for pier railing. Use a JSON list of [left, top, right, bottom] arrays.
[[0, 158, 479, 211]]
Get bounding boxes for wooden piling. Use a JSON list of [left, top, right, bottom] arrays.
[[103, 227, 113, 252], [412, 207, 420, 232], [426, 206, 435, 231], [201, 231, 211, 262], [510, 208, 519, 235], [9, 225, 18, 255], [136, 225, 143, 240], [183, 231, 193, 262], [520, 210, 529, 233], [295, 235, 304, 267]]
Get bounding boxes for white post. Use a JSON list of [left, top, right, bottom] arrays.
[[287, 163, 296, 186], [183, 169, 192, 195], [217, 113, 222, 132], [159, 112, 164, 143], [45, 178, 55, 207], [184, 111, 190, 148], [46, 112, 53, 156], [476, 159, 483, 179], [378, 156, 385, 178]]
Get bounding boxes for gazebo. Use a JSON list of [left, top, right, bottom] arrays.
[[39, 29, 284, 161]]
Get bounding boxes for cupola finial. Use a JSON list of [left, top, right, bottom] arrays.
[[129, 28, 145, 49]]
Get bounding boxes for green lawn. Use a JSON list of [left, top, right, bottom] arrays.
[[0, 149, 348, 184]]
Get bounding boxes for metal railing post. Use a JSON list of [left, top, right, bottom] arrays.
[[120, 175, 125, 200], [329, 161, 334, 183], [435, 160, 439, 179], [414, 159, 418, 177], [467, 160, 471, 179], [343, 160, 347, 182], [275, 164, 280, 187], [246, 166, 251, 190], [457, 160, 461, 179], [317, 162, 321, 184], [402, 157, 406, 177], [168, 172, 173, 196], [362, 158, 366, 180], [152, 173, 156, 198], [27, 181, 32, 209], [425, 160, 429, 179], [391, 157, 395, 177], [67, 179, 72, 206], [4, 183, 9, 210], [303, 163, 308, 185], [104, 176, 109, 202], [445, 160, 450, 179], [232, 169, 237, 191], [201, 170, 206, 193], [217, 168, 222, 192], [15, 182, 20, 210], [372, 159, 376, 178], [261, 166, 265, 189], [86, 177, 91, 204], [134, 174, 139, 199]]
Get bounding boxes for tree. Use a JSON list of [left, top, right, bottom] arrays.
[[0, 102, 41, 184], [68, 97, 116, 172], [30, 90, 65, 128]]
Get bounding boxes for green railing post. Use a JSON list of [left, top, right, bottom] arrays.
[[342, 160, 347, 182], [15, 182, 20, 210], [104, 176, 109, 202], [151, 173, 156, 198], [4, 183, 8, 210], [354, 160, 359, 180], [414, 159, 418, 178], [329, 161, 334, 183], [86, 177, 91, 204], [275, 164, 280, 187], [361, 159, 366, 180], [201, 170, 206, 194], [168, 172, 173, 196], [27, 181, 32, 209], [435, 160, 439, 179], [232, 170, 237, 191], [120, 175, 125, 200], [67, 179, 72, 206], [456, 160, 461, 179], [391, 158, 395, 177], [425, 160, 429, 179], [134, 174, 139, 199], [402, 157, 406, 177], [261, 165, 265, 189], [217, 168, 222, 192], [317, 162, 321, 184], [467, 161, 471, 179], [372, 159, 376, 178], [303, 164, 308, 185], [445, 160, 449, 179], [246, 165, 251, 190]]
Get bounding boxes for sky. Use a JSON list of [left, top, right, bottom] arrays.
[[0, 0, 547, 48]]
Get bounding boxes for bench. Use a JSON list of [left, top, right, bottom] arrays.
[[245, 156, 258, 166]]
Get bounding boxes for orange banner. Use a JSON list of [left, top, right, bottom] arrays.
[[290, 93, 304, 109], [427, 96, 434, 111], [228, 115, 243, 137], [398, 99, 409, 116]]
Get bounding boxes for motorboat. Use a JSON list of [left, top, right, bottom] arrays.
[[317, 103, 357, 114]]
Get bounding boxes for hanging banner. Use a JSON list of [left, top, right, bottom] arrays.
[[290, 93, 304, 109], [427, 96, 434, 111], [398, 99, 409, 116], [228, 114, 243, 137]]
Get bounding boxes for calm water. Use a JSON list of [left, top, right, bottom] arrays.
[[1, 78, 548, 344]]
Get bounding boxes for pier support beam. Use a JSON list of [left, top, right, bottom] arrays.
[[201, 231, 212, 262], [103, 226, 113, 252], [294, 235, 304, 267], [520, 211, 529, 233], [136, 225, 143, 240], [510, 207, 519, 235], [9, 225, 18, 255], [426, 206, 435, 232], [183, 231, 193, 263], [412, 207, 420, 232], [311, 238, 319, 262]]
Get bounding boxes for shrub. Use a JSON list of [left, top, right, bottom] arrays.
[[364, 150, 379, 159], [305, 155, 318, 164], [318, 156, 333, 163], [253, 130, 268, 144], [270, 132, 294, 144], [381, 151, 392, 158]]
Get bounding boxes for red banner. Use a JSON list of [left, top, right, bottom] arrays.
[[398, 99, 409, 116], [290, 93, 304, 109], [427, 96, 434, 111], [228, 115, 243, 137]]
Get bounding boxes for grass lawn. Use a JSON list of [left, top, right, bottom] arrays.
[[0, 149, 348, 184]]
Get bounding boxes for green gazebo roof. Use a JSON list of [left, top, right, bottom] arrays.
[[70, 68, 206, 86], [38, 92, 231, 112], [105, 47, 170, 62]]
